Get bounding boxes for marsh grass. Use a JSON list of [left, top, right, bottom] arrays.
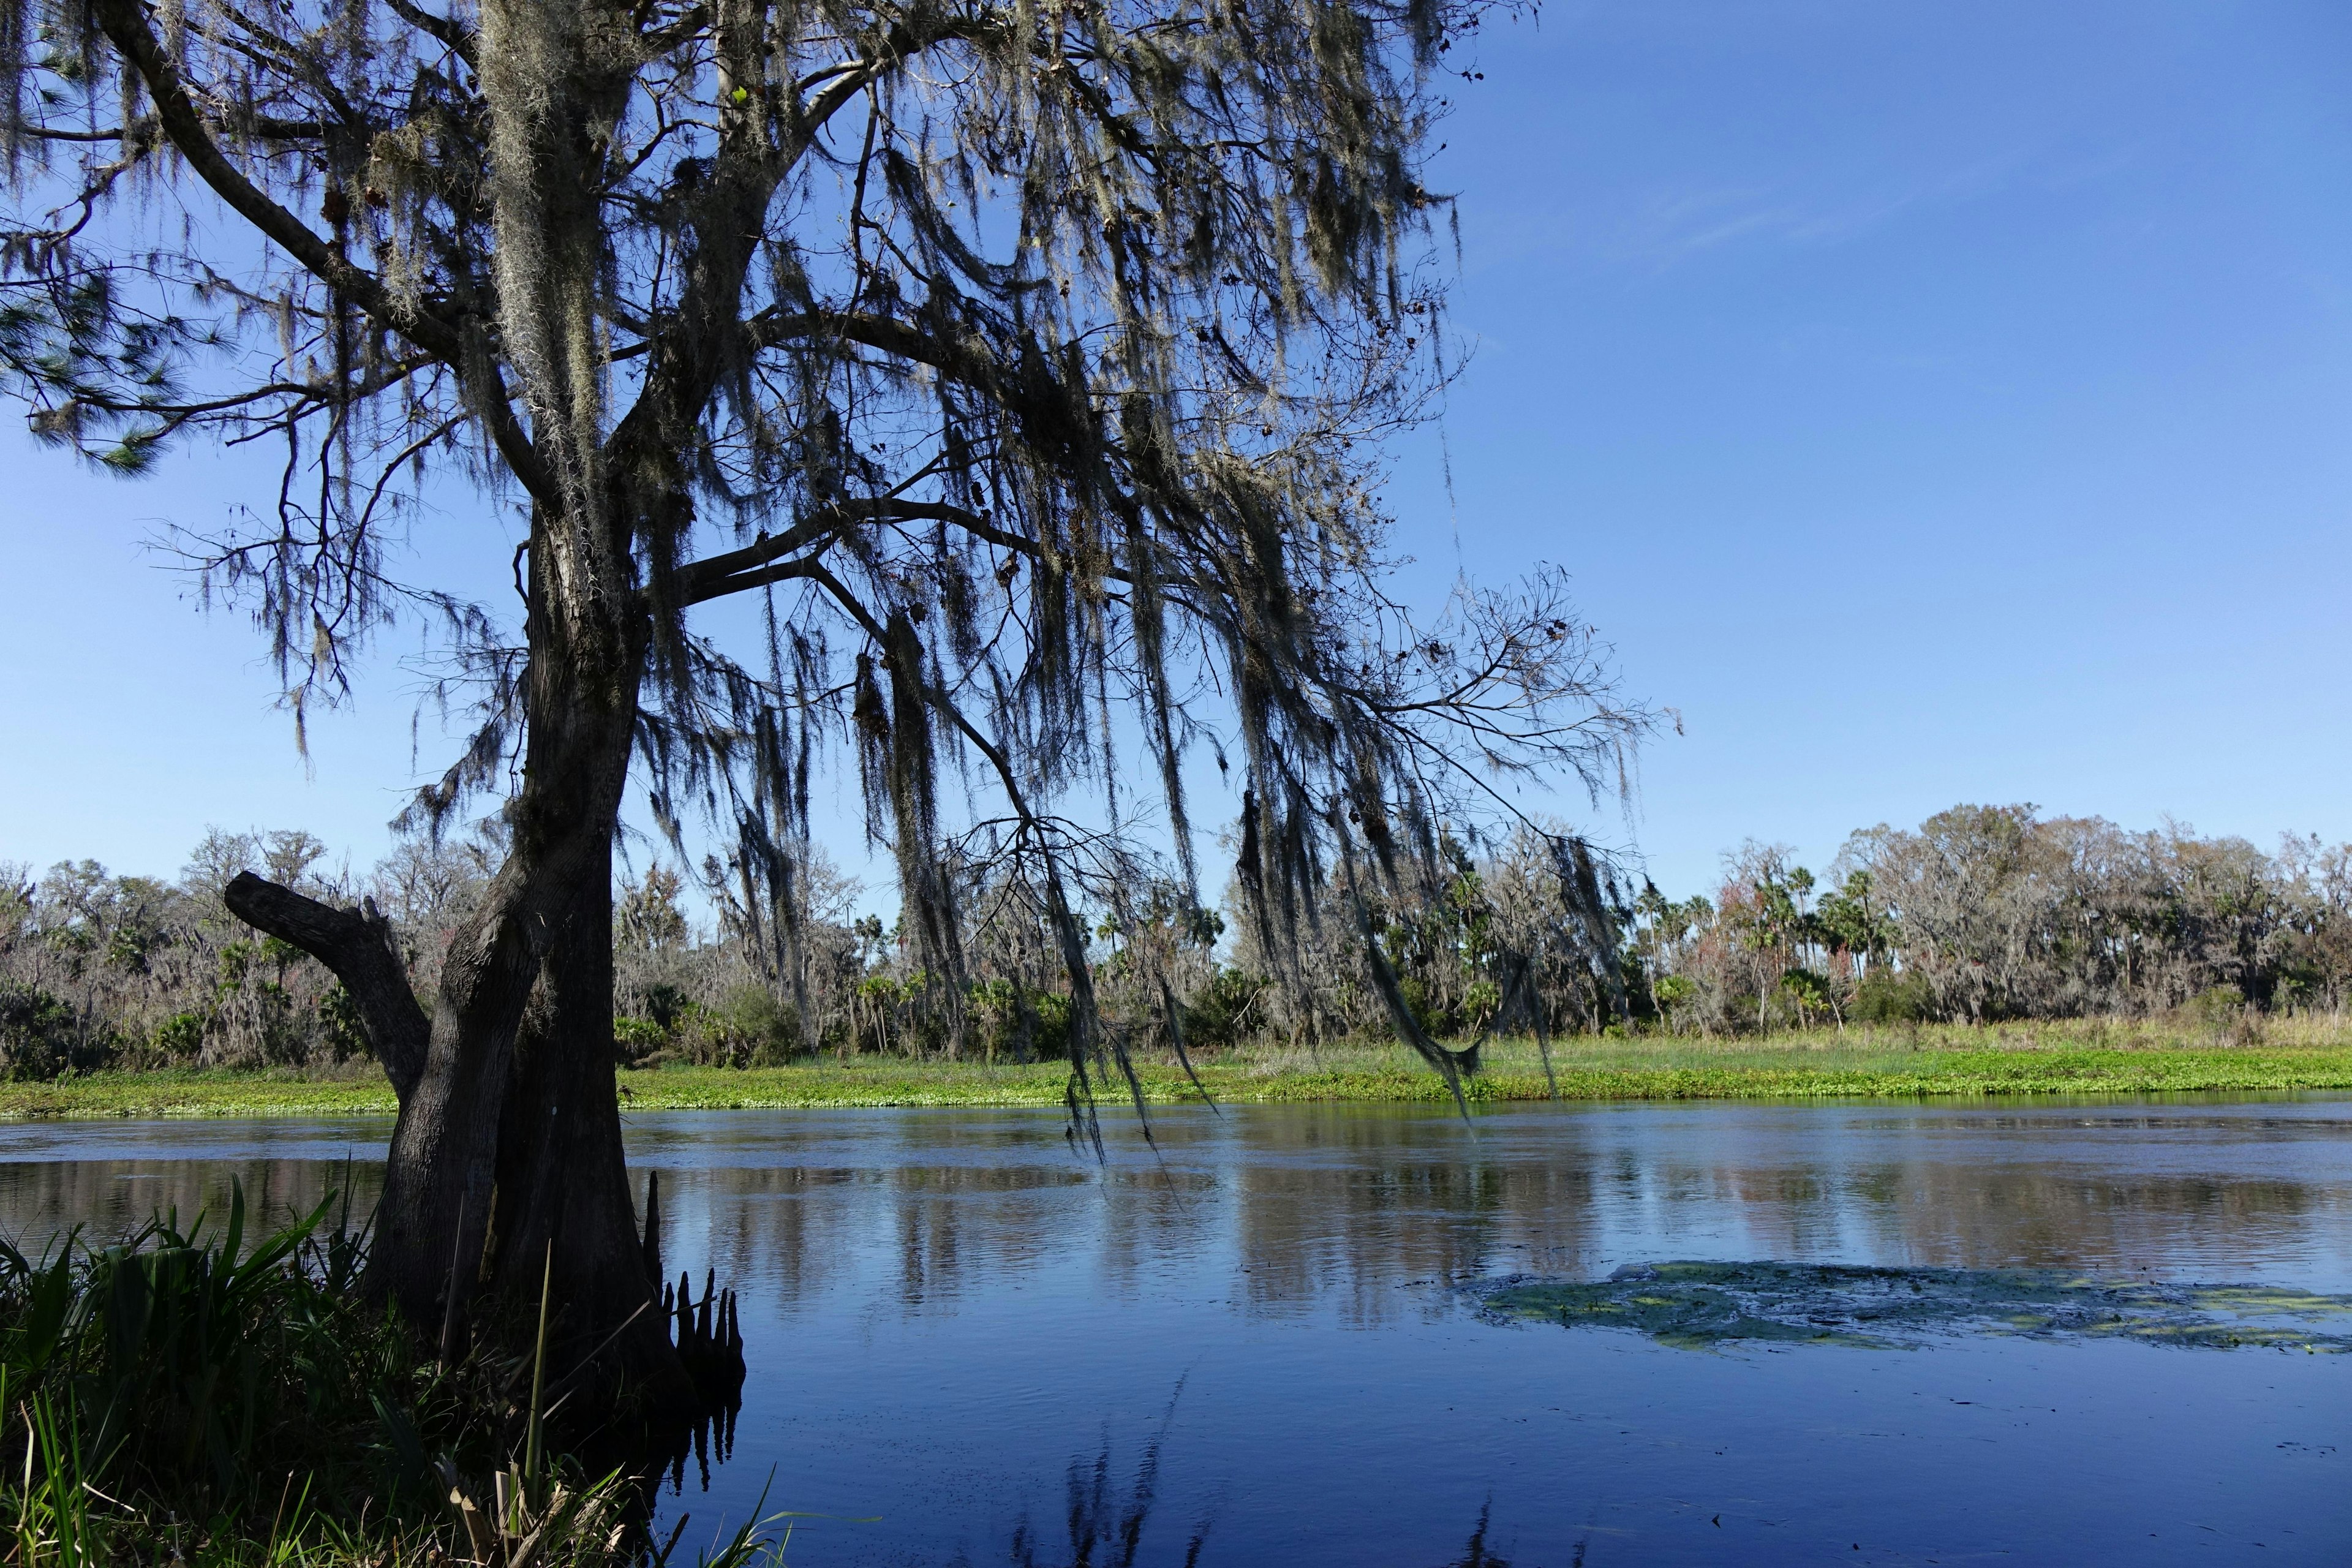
[[621, 1013, 2352, 1105], [6, 1017, 2352, 1119], [0, 1186, 791, 1568]]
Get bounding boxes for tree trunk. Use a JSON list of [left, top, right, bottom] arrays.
[[230, 504, 704, 1415], [216, 0, 736, 1406], [369, 503, 695, 1414], [364, 0, 732, 1399]]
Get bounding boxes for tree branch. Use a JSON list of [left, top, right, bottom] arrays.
[[224, 872, 429, 1104], [84, 0, 557, 505], [89, 0, 463, 363], [383, 0, 478, 68], [678, 488, 1199, 608], [745, 307, 1005, 396]]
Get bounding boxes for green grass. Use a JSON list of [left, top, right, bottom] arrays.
[[9, 1017, 2352, 1118], [0, 1065, 405, 1119]]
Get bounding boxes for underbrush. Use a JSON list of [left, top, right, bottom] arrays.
[[0, 1189, 778, 1568]]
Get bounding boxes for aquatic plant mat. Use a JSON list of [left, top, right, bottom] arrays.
[[1483, 1261, 2352, 1351]]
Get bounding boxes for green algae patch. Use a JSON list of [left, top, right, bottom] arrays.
[[9, 1026, 2352, 1118], [1484, 1260, 2352, 1352], [0, 1069, 400, 1120]]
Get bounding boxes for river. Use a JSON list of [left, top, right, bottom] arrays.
[[4, 1096, 2348, 1564]]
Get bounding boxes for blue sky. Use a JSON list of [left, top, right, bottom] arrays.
[[4, 0, 2350, 901]]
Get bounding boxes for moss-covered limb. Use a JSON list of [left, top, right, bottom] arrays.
[[8, 1023, 2352, 1118]]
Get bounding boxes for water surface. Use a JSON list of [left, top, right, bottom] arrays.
[[4, 1096, 2348, 1565]]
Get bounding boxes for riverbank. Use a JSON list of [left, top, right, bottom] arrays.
[[6, 1019, 2352, 1118]]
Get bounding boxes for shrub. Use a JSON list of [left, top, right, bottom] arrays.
[[614, 1015, 669, 1065], [2182, 984, 2245, 1025], [2179, 984, 2261, 1044], [680, 986, 801, 1067], [1183, 968, 1267, 1052], [1651, 973, 1695, 1019], [1028, 989, 1074, 1060], [1461, 978, 1503, 1033], [151, 1009, 209, 1057], [1852, 970, 1934, 1025], [0, 984, 92, 1080], [1779, 967, 1833, 1020], [317, 984, 369, 1061], [722, 986, 801, 1066], [964, 978, 1078, 1060], [638, 982, 691, 1031]]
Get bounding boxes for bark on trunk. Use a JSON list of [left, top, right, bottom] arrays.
[[223, 824, 693, 1413], [211, 0, 759, 1424], [368, 511, 693, 1411]]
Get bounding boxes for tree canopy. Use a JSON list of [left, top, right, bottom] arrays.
[[2, 0, 1642, 1390], [5, 0, 1637, 1087]]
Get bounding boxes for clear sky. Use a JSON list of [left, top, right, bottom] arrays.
[[4, 0, 2349, 901]]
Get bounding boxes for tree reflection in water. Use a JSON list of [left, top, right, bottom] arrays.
[[994, 1381, 1205, 1568], [657, 1397, 739, 1497], [969, 1382, 1515, 1568], [1435, 1502, 1512, 1568]]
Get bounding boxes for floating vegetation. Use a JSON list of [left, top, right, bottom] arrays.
[[1483, 1261, 2352, 1352]]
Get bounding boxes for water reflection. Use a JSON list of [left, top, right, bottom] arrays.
[[960, 1384, 1509, 1568], [0, 1151, 382, 1251], [16, 1102, 2351, 1303], [658, 1399, 739, 1500], [985, 1384, 1207, 1568], [4, 1098, 2351, 1563], [612, 1098, 2352, 1329]]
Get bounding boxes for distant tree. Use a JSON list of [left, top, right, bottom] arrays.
[[616, 866, 690, 954], [1814, 870, 1888, 973], [2, 0, 1641, 1403], [1719, 842, 1807, 1031], [1623, 881, 1706, 1027]]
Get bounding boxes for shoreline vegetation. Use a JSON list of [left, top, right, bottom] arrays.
[[18, 808, 2352, 1095], [7, 1020, 2352, 1120], [0, 1183, 766, 1568]]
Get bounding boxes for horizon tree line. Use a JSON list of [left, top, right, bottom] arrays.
[[10, 801, 2349, 1080]]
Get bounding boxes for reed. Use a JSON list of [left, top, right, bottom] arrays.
[[0, 1188, 787, 1568]]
